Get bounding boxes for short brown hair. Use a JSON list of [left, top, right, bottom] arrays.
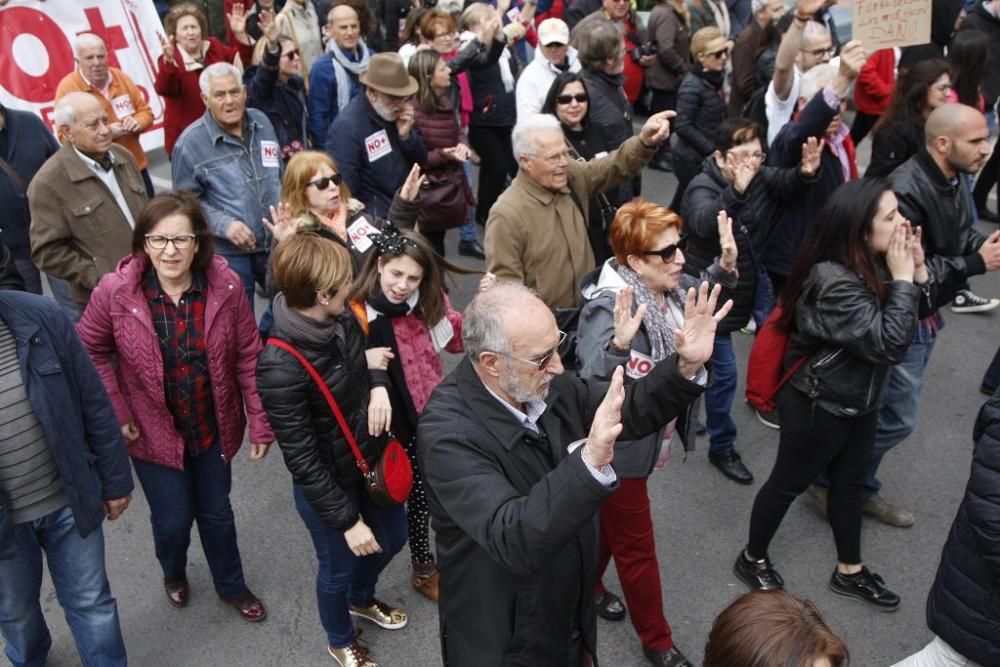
[[282, 151, 352, 218], [132, 191, 215, 272], [610, 199, 683, 266], [419, 10, 457, 41], [164, 2, 208, 39], [704, 590, 849, 667], [271, 233, 353, 308]]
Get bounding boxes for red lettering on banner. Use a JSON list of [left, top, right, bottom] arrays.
[[79, 7, 129, 69], [0, 7, 74, 103], [367, 136, 387, 153], [263, 143, 278, 160], [626, 357, 654, 377]]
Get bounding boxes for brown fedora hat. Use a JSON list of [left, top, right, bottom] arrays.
[[360, 53, 419, 97]]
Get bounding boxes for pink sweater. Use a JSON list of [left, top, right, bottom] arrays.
[[77, 254, 274, 470]]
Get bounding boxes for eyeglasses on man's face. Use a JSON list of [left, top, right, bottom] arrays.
[[499, 331, 567, 370]]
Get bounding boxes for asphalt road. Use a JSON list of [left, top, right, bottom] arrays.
[[12, 138, 1000, 667]]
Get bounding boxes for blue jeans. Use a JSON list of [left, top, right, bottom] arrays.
[[131, 442, 248, 599], [459, 162, 478, 243], [0, 506, 126, 667], [293, 484, 406, 647], [218, 251, 268, 315], [706, 332, 737, 455], [865, 320, 937, 497]]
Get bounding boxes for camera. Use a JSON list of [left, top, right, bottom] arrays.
[[631, 41, 657, 62]]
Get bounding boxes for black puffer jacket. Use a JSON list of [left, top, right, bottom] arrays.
[[245, 45, 309, 157], [866, 119, 922, 178], [673, 67, 726, 165], [256, 311, 384, 530], [682, 157, 816, 333], [959, 2, 1000, 105], [924, 392, 1000, 666], [890, 149, 988, 312], [785, 261, 927, 416]]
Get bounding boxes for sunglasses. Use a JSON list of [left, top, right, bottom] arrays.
[[705, 48, 728, 59], [501, 330, 568, 370], [556, 93, 588, 105], [642, 234, 688, 262], [308, 174, 343, 190], [283, 49, 300, 59]]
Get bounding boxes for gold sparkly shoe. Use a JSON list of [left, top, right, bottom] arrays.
[[327, 636, 378, 667], [348, 599, 408, 630]]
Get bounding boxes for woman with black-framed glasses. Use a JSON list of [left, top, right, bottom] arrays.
[[542, 72, 621, 264], [576, 198, 737, 667], [77, 191, 275, 623]]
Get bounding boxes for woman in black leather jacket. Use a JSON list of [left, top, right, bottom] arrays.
[[732, 178, 932, 612], [255, 233, 407, 666]]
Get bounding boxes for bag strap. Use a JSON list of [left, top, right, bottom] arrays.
[[566, 142, 615, 224], [0, 157, 28, 193], [266, 337, 372, 477], [775, 354, 810, 396]]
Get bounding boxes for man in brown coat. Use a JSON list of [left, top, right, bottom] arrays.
[[29, 92, 147, 311], [484, 111, 673, 309]]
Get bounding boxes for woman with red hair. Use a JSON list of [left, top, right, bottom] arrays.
[[576, 198, 737, 667]]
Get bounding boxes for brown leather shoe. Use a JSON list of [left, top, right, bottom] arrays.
[[223, 590, 268, 622], [411, 570, 440, 602], [164, 578, 189, 608]]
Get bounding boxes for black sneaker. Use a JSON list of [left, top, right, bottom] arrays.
[[643, 645, 692, 667], [754, 408, 780, 429], [733, 550, 784, 590], [828, 566, 900, 612], [950, 289, 1000, 313]]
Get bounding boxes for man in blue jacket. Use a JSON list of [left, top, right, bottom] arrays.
[[0, 288, 133, 667]]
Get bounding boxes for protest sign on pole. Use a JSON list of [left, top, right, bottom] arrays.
[[0, 0, 165, 151], [852, 0, 932, 50]]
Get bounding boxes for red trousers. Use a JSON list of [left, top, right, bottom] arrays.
[[595, 477, 673, 651]]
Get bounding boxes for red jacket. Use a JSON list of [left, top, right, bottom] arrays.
[[854, 48, 896, 116], [77, 254, 274, 470], [154, 37, 253, 154]]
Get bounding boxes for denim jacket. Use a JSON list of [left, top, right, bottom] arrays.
[[171, 108, 282, 255], [0, 291, 133, 559]]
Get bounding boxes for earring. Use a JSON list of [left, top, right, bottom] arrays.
[[321, 299, 330, 305]]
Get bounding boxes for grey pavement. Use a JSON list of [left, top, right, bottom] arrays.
[[13, 138, 1000, 667]]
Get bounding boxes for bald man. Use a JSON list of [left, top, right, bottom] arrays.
[[56, 33, 154, 195], [307, 4, 373, 143], [853, 104, 1000, 527]]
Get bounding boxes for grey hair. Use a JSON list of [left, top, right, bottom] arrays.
[[199, 62, 244, 96], [572, 17, 623, 71], [74, 33, 106, 57], [462, 282, 539, 361], [53, 92, 97, 127], [511, 114, 563, 159], [798, 62, 837, 102]]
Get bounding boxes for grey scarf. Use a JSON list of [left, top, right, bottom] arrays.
[[614, 261, 685, 362], [272, 292, 344, 348], [328, 40, 370, 114]]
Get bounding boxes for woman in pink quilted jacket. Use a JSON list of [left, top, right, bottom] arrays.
[[77, 191, 275, 623], [348, 227, 494, 601]]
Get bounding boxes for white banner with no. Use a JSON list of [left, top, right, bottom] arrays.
[[0, 0, 165, 151]]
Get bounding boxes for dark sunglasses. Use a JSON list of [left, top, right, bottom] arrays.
[[642, 234, 688, 262], [283, 49, 300, 59], [705, 48, 728, 59], [556, 93, 588, 105], [308, 174, 343, 190]]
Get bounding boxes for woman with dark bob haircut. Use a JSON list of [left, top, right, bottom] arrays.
[[733, 178, 933, 611], [77, 191, 275, 622], [704, 590, 848, 667]]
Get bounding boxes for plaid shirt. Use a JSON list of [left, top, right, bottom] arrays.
[[144, 265, 218, 456]]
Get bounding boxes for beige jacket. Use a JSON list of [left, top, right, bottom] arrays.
[[485, 136, 654, 309], [29, 143, 148, 308]]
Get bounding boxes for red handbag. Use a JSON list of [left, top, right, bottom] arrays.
[[267, 338, 413, 506]]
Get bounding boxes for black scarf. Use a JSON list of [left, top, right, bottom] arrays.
[[697, 66, 725, 91], [366, 292, 419, 441]]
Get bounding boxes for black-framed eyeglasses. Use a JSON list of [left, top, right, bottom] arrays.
[[499, 330, 567, 370], [556, 93, 588, 105], [642, 234, 688, 262], [145, 234, 197, 250], [308, 174, 343, 190]]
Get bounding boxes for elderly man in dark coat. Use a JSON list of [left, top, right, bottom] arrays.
[[418, 281, 731, 666]]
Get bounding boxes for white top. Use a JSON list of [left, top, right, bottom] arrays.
[[765, 68, 800, 146], [73, 146, 136, 229], [514, 46, 581, 121]]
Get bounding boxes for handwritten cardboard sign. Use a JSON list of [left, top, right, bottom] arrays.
[[852, 0, 932, 50]]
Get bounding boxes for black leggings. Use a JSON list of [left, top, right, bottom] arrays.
[[746, 384, 876, 565], [469, 125, 516, 225], [403, 436, 433, 564], [974, 138, 1000, 210]]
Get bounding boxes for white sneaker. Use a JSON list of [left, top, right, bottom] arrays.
[[951, 289, 1000, 313]]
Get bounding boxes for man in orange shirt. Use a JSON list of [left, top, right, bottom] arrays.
[[56, 33, 155, 196]]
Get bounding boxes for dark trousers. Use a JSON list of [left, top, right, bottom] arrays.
[[596, 477, 674, 652], [747, 385, 877, 565], [469, 125, 516, 225], [140, 168, 155, 198], [983, 344, 1000, 393], [293, 484, 406, 647], [974, 138, 1000, 211], [131, 442, 249, 599], [669, 152, 702, 211], [850, 111, 880, 146]]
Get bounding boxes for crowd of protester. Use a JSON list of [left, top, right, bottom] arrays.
[[2, 0, 1000, 665]]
